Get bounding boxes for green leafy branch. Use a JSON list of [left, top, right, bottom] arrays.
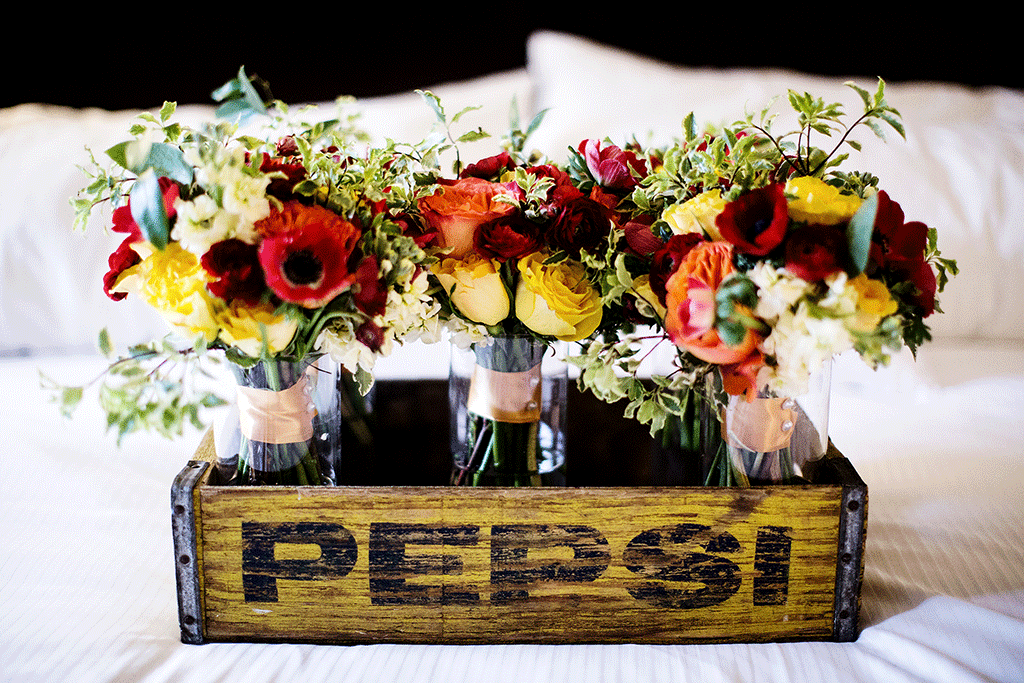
[[41, 330, 227, 445], [570, 334, 709, 437], [738, 79, 904, 182], [416, 90, 491, 177]]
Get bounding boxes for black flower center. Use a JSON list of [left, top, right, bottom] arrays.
[[282, 249, 323, 287]]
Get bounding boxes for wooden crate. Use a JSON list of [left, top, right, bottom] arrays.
[[172, 380, 866, 645]]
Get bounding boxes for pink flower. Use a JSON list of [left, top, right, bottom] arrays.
[[579, 139, 647, 192]]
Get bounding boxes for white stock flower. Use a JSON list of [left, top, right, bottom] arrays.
[[749, 263, 809, 324], [760, 301, 853, 397]]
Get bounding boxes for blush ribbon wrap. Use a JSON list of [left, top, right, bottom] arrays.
[[236, 372, 316, 444]]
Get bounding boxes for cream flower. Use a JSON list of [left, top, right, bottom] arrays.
[[661, 189, 727, 240], [433, 253, 510, 326]]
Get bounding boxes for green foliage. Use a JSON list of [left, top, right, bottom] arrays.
[[42, 330, 228, 445], [129, 170, 170, 249], [212, 66, 272, 122], [570, 336, 709, 437], [846, 192, 878, 274], [415, 90, 491, 176]]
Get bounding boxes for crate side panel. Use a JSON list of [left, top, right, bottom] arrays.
[[197, 485, 842, 644]]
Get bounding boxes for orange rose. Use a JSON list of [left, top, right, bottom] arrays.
[[664, 241, 760, 365], [417, 177, 517, 258]]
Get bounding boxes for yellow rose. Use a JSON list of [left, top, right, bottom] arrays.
[[848, 273, 898, 332], [216, 300, 298, 358], [785, 176, 863, 225], [514, 252, 602, 342], [114, 242, 220, 343], [661, 189, 727, 240], [432, 253, 510, 326]]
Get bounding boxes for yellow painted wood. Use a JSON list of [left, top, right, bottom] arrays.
[[190, 434, 843, 644]]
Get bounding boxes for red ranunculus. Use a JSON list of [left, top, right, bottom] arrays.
[[579, 139, 647, 192], [461, 152, 516, 180], [474, 214, 543, 261], [201, 238, 266, 305], [546, 193, 614, 256], [256, 201, 361, 308], [716, 183, 789, 256], [102, 177, 179, 300], [784, 224, 848, 282]]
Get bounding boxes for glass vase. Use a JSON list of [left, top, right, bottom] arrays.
[[214, 355, 348, 486], [449, 335, 567, 486], [699, 362, 832, 486]]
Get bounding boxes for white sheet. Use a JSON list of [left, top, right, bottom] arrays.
[[3, 344, 1023, 683]]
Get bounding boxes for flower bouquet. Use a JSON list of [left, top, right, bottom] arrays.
[[402, 94, 617, 486], [573, 80, 957, 485], [54, 69, 438, 485]]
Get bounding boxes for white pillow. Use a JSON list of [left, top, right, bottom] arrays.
[[0, 70, 531, 355], [526, 31, 1024, 342]]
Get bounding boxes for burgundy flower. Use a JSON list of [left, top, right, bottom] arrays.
[[870, 191, 936, 316], [474, 214, 543, 261], [260, 153, 307, 201], [621, 213, 662, 257], [275, 135, 299, 156], [351, 255, 388, 317], [546, 194, 614, 256], [201, 239, 266, 305], [648, 233, 704, 306], [355, 320, 385, 352], [784, 224, 848, 282], [579, 139, 647, 192], [716, 183, 790, 256], [102, 177, 179, 300], [256, 201, 361, 308], [461, 152, 517, 180]]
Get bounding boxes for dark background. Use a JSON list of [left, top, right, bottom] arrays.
[[5, 17, 1016, 110]]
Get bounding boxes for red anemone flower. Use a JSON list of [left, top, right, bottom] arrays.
[[716, 184, 789, 256], [256, 201, 361, 308]]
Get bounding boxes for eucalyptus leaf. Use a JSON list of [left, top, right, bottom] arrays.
[[846, 191, 878, 274], [130, 170, 170, 249], [106, 141, 193, 186]]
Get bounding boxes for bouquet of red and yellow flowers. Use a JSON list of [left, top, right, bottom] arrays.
[[573, 81, 957, 485], [60, 70, 439, 484]]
